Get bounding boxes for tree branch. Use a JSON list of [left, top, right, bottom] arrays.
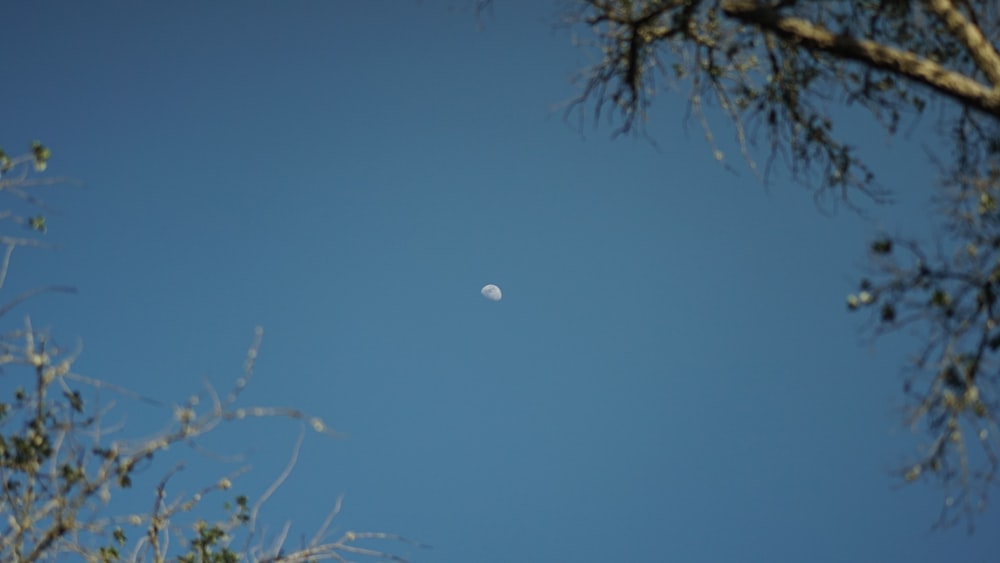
[[924, 0, 1000, 89], [721, 0, 1000, 117]]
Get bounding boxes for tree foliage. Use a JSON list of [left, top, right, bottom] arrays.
[[541, 0, 1000, 531], [0, 146, 427, 561]]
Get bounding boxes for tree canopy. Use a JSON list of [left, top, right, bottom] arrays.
[[549, 0, 1000, 531]]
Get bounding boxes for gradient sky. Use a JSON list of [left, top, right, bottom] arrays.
[[1, 2, 997, 561]]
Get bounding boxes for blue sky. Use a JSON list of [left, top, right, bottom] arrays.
[[1, 1, 997, 561]]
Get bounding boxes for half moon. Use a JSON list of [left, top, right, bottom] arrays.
[[481, 284, 502, 301]]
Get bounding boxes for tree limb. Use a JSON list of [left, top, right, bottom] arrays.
[[924, 0, 1000, 89], [721, 0, 1000, 116]]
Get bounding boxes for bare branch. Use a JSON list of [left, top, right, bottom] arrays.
[[244, 429, 306, 555], [0, 286, 76, 321]]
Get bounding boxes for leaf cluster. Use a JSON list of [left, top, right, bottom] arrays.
[[848, 165, 1000, 531]]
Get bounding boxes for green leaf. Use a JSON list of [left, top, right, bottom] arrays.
[[64, 390, 83, 412], [871, 239, 892, 254], [930, 290, 952, 308], [28, 215, 46, 233], [880, 303, 896, 322]]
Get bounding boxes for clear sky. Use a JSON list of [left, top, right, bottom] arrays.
[[1, 1, 997, 561]]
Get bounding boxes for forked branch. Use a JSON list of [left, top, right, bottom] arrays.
[[722, 0, 1000, 116]]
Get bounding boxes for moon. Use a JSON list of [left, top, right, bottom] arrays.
[[481, 284, 502, 301]]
